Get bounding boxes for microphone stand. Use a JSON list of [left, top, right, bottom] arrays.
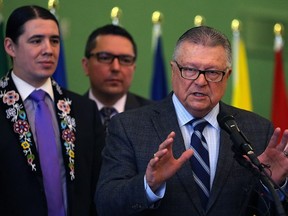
[[232, 146, 287, 216]]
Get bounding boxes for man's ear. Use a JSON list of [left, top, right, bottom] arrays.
[[81, 57, 90, 76], [4, 38, 16, 57], [226, 68, 232, 78]]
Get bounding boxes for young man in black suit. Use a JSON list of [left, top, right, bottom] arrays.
[[0, 5, 104, 216]]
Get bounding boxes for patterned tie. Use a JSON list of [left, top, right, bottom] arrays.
[[30, 90, 65, 216], [100, 107, 116, 132], [190, 118, 210, 208]]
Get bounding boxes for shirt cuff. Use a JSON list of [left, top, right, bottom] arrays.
[[144, 175, 166, 205], [262, 177, 288, 201]]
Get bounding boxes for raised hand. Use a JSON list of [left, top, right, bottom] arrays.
[[145, 131, 194, 192]]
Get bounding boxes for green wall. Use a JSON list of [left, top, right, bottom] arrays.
[[2, 0, 288, 119]]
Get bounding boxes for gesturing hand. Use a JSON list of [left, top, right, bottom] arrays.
[[258, 128, 288, 185], [145, 131, 194, 192]]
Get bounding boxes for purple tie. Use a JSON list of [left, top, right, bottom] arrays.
[[30, 90, 65, 216]]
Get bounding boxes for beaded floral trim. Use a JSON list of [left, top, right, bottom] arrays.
[[1, 76, 77, 180], [1, 88, 37, 171], [57, 98, 76, 180], [51, 79, 77, 180]]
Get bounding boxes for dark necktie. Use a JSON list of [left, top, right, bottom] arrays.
[[100, 107, 115, 131], [190, 118, 210, 208], [30, 90, 65, 216]]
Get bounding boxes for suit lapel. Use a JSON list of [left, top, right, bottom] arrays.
[[150, 95, 205, 214], [51, 80, 77, 181], [207, 128, 235, 210], [0, 73, 41, 174]]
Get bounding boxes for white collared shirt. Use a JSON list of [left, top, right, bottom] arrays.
[[12, 72, 54, 101], [88, 88, 127, 114], [88, 89, 127, 123]]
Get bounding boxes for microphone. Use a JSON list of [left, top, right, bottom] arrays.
[[217, 112, 261, 168]]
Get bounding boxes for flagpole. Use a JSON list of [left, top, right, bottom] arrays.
[[274, 23, 283, 36], [111, 7, 122, 26], [47, 0, 68, 88], [231, 19, 240, 97], [194, 15, 205, 27], [151, 11, 162, 50], [271, 23, 288, 131], [273, 23, 284, 51], [150, 11, 168, 101], [230, 19, 253, 111], [48, 0, 58, 17], [152, 11, 163, 23]]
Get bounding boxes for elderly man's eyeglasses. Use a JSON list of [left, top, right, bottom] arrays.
[[174, 61, 227, 82], [88, 52, 135, 66]]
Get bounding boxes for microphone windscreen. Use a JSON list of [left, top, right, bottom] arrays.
[[217, 112, 235, 134]]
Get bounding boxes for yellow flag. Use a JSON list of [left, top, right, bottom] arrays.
[[231, 30, 253, 111]]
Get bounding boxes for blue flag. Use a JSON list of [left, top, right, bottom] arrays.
[[150, 24, 168, 101], [53, 34, 67, 88]]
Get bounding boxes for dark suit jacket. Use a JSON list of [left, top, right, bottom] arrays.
[[84, 90, 153, 113], [0, 73, 105, 216], [96, 93, 278, 216]]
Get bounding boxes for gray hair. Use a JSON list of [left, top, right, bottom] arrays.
[[172, 26, 232, 67]]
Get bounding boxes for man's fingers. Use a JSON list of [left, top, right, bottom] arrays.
[[268, 127, 281, 149], [149, 149, 168, 167], [178, 149, 194, 165], [278, 129, 288, 152], [158, 131, 175, 150]]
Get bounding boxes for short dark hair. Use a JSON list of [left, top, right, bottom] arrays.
[[84, 24, 137, 59], [6, 5, 59, 44], [173, 26, 232, 67]]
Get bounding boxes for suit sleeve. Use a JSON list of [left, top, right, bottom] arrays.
[[95, 114, 151, 215]]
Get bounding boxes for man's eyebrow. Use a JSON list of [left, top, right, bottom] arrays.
[[50, 35, 60, 39], [28, 34, 44, 39], [28, 34, 60, 39]]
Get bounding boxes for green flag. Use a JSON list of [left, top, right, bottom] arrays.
[[0, 14, 9, 77]]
